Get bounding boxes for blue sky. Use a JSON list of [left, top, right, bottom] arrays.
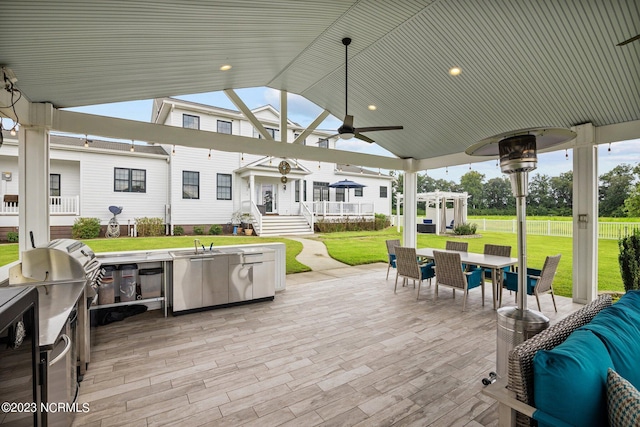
[[66, 87, 639, 183]]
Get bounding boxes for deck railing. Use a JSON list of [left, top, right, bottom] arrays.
[[0, 195, 79, 215], [312, 201, 374, 218]]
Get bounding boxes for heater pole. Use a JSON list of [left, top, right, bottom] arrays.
[[515, 191, 527, 311]]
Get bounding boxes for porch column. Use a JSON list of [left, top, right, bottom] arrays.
[[249, 174, 255, 204], [572, 123, 598, 303], [403, 171, 418, 248], [18, 124, 50, 253]]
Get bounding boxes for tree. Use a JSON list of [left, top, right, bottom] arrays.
[[484, 177, 513, 210], [600, 164, 635, 217], [460, 171, 486, 210], [550, 171, 573, 215], [528, 174, 554, 215]]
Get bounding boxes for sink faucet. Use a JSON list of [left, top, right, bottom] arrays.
[[194, 239, 201, 254]]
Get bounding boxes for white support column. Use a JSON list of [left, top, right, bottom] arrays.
[[249, 174, 255, 204], [403, 171, 418, 248], [18, 125, 50, 253], [572, 123, 598, 303], [280, 90, 288, 143]]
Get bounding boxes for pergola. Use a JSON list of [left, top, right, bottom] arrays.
[[0, 0, 638, 304], [396, 192, 469, 235]]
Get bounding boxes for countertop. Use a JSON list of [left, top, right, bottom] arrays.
[[35, 281, 86, 350]]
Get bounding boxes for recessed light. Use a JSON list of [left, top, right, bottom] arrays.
[[220, 64, 232, 71], [368, 105, 377, 110], [449, 67, 461, 76]]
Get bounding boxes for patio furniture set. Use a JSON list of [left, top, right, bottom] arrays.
[[385, 239, 561, 313], [484, 291, 640, 427]]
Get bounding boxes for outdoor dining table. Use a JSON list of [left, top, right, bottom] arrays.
[[415, 248, 518, 310]]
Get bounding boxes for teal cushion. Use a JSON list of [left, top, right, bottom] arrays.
[[533, 329, 613, 427], [389, 254, 396, 268], [420, 262, 435, 280], [583, 298, 640, 388], [607, 368, 640, 427]]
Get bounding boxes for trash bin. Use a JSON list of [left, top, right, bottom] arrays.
[[118, 263, 138, 302], [98, 265, 117, 305], [496, 307, 549, 378], [139, 267, 163, 298]]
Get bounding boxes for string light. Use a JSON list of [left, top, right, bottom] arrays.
[[378, 168, 381, 176], [565, 149, 568, 160], [445, 166, 448, 175], [10, 126, 17, 137], [130, 140, 135, 152], [360, 166, 364, 174], [84, 134, 89, 148], [208, 149, 212, 160], [318, 161, 321, 170], [469, 163, 472, 170], [608, 143, 612, 153], [269, 157, 272, 165], [241, 152, 244, 161], [496, 159, 499, 168], [172, 145, 176, 155]]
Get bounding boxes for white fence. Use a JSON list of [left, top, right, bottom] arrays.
[[476, 219, 640, 240], [391, 216, 640, 240]]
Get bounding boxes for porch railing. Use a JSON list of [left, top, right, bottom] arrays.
[[300, 202, 314, 231], [0, 195, 79, 215], [312, 201, 374, 217], [241, 200, 262, 235]]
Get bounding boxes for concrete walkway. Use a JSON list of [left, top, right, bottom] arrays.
[[286, 236, 383, 286]]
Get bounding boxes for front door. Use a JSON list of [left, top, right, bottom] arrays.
[[261, 184, 277, 214]]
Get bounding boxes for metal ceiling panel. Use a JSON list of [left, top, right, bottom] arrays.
[[0, 0, 638, 162]]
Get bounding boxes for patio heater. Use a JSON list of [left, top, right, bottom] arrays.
[[466, 127, 575, 378]]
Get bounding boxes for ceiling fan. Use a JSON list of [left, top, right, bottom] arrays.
[[617, 33, 640, 46], [328, 37, 403, 144]]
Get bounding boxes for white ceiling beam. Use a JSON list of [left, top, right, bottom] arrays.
[[292, 109, 331, 144], [52, 109, 405, 170], [594, 120, 640, 145], [223, 89, 274, 141]]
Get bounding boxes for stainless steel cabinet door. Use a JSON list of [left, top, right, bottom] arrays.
[[202, 256, 229, 307], [229, 263, 253, 303], [172, 258, 202, 311], [252, 260, 275, 299]]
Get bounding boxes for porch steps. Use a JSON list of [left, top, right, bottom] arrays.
[[257, 215, 313, 236]]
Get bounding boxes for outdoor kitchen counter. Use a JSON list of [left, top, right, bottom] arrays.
[[35, 281, 86, 350]]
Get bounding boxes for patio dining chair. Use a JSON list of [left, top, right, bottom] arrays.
[[503, 254, 561, 312], [432, 250, 484, 311], [385, 239, 401, 280], [394, 246, 435, 300], [445, 241, 468, 252], [482, 244, 512, 281]]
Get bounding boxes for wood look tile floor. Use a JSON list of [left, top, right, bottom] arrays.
[[74, 264, 582, 427]]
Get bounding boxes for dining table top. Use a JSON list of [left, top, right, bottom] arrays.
[[415, 248, 518, 269]]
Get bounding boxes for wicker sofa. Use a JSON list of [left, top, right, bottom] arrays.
[[485, 291, 640, 426]]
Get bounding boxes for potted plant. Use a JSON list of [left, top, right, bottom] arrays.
[[231, 211, 243, 235], [619, 230, 640, 291], [244, 223, 253, 235]]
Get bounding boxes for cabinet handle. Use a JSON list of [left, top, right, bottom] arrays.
[[49, 334, 71, 366], [242, 262, 263, 266], [190, 259, 204, 262]]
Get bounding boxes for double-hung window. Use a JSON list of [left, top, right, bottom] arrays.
[[182, 171, 199, 199], [183, 114, 200, 129], [50, 174, 61, 197], [114, 168, 146, 193], [380, 186, 388, 198], [217, 120, 232, 134], [217, 174, 232, 200]]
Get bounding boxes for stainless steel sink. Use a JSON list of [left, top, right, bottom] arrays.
[[169, 249, 225, 259]]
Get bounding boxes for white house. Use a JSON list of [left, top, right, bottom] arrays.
[[0, 98, 393, 239]]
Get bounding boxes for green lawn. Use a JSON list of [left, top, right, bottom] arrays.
[[0, 230, 625, 297], [317, 228, 623, 298]]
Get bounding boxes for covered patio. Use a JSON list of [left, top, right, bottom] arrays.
[[73, 264, 582, 426]]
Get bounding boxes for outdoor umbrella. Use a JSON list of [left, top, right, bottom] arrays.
[[328, 179, 366, 202]]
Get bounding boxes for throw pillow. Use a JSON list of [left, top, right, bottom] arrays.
[[607, 368, 640, 427]]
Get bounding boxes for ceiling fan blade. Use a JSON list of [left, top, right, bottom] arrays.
[[617, 34, 640, 46], [356, 125, 404, 133], [343, 115, 354, 128], [354, 133, 375, 143], [320, 133, 339, 141]]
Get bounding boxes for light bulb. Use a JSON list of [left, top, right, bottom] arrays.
[[172, 145, 176, 155], [10, 127, 16, 136], [208, 149, 212, 160]]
